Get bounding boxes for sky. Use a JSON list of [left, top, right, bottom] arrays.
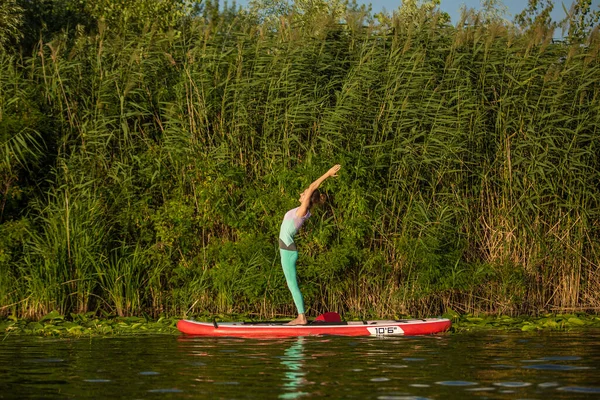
[[369, 0, 568, 24], [230, 0, 600, 27]]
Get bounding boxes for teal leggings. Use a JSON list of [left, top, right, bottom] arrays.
[[280, 249, 305, 314]]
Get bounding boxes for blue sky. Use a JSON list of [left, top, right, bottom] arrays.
[[230, 0, 600, 26], [367, 0, 569, 24]]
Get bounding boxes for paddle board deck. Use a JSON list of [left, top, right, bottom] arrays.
[[177, 318, 451, 337]]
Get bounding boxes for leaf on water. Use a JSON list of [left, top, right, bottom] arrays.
[[39, 311, 64, 322], [70, 313, 90, 322], [543, 320, 559, 329], [122, 317, 145, 323], [521, 324, 538, 332], [42, 325, 64, 335], [0, 321, 15, 331], [67, 326, 85, 334], [27, 322, 43, 330], [567, 317, 585, 326]]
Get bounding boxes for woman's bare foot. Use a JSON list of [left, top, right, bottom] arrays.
[[287, 314, 307, 325]]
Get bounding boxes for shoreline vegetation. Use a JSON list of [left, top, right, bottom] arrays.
[[2, 312, 600, 337], [1, 0, 599, 321]]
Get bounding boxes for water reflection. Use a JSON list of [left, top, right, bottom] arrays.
[[279, 337, 307, 399], [1, 330, 599, 399], [558, 386, 600, 393]]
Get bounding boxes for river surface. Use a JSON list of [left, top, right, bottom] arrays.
[[1, 330, 599, 399]]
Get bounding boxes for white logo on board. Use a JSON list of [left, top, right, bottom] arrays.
[[367, 326, 404, 336]]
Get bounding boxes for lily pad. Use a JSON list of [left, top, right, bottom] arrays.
[[39, 311, 64, 322]]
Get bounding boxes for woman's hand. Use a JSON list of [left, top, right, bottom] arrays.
[[327, 164, 341, 177]]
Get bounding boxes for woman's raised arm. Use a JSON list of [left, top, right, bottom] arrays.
[[296, 164, 341, 218]]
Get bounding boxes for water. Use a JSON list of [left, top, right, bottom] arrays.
[[1, 330, 599, 399]]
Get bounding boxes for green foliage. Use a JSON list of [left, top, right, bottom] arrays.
[[0, 0, 24, 52], [561, 0, 600, 43], [375, 0, 450, 30], [0, 0, 599, 322], [515, 0, 558, 34], [452, 313, 600, 332], [0, 312, 179, 336], [83, 0, 201, 33], [247, 0, 367, 34], [0, 218, 29, 314], [0, 53, 50, 223], [478, 0, 510, 25]]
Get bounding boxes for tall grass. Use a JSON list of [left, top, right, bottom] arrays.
[[0, 4, 599, 319]]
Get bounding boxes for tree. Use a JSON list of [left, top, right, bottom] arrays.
[[515, 0, 557, 33], [375, 0, 450, 30], [83, 0, 200, 33], [479, 0, 509, 25], [246, 0, 293, 27], [246, 0, 349, 34], [561, 0, 600, 43]]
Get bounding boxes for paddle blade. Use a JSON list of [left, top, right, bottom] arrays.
[[315, 312, 342, 322]]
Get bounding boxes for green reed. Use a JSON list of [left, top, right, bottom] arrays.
[[0, 3, 598, 320]]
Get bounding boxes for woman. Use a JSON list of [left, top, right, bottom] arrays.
[[279, 164, 341, 325]]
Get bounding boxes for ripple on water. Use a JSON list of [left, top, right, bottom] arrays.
[[147, 388, 183, 393], [435, 381, 478, 386], [189, 361, 206, 366], [279, 392, 309, 399], [558, 386, 600, 394], [465, 387, 496, 392], [541, 356, 582, 361], [538, 382, 560, 388], [489, 364, 516, 369], [522, 364, 589, 371], [2, 331, 599, 399], [493, 382, 532, 388]]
